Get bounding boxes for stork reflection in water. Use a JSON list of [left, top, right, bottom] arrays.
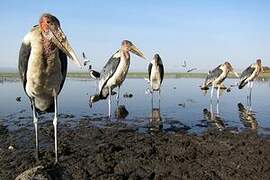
[[203, 102, 225, 131], [238, 103, 258, 130]]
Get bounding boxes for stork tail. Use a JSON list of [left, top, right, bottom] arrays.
[[238, 80, 247, 89]]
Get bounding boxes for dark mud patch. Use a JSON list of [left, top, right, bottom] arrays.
[[1, 120, 270, 179]]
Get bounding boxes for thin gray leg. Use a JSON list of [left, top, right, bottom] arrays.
[[32, 100, 39, 160], [216, 101, 220, 116], [151, 91, 154, 110], [210, 86, 214, 102], [116, 86, 120, 106], [158, 90, 161, 109], [217, 86, 220, 103], [108, 87, 111, 118], [210, 101, 214, 120], [53, 96, 58, 163]]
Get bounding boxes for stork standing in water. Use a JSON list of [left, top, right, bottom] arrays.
[[148, 54, 164, 107], [90, 40, 145, 117], [238, 59, 263, 106], [18, 13, 82, 163], [203, 61, 238, 102]]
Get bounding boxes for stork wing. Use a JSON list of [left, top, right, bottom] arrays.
[[240, 65, 255, 80], [98, 51, 121, 94], [58, 50, 68, 94], [148, 63, 152, 80], [159, 64, 164, 83], [18, 42, 31, 91], [204, 65, 222, 86]]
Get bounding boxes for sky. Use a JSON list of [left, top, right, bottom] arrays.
[[0, 0, 270, 72]]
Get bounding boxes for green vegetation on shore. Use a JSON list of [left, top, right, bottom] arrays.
[[1, 72, 270, 79]]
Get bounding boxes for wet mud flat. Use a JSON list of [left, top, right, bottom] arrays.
[[0, 120, 270, 180]]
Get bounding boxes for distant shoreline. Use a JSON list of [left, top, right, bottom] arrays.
[[1, 72, 270, 79]]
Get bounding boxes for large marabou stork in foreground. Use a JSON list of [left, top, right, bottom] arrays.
[[203, 62, 238, 102], [238, 59, 263, 106], [90, 40, 145, 117], [18, 13, 82, 163], [148, 54, 164, 107]]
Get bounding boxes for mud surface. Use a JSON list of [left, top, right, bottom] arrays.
[[0, 119, 270, 180]]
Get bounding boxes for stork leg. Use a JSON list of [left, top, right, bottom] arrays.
[[249, 81, 254, 110], [53, 95, 59, 163], [108, 87, 112, 118], [158, 89, 161, 109], [116, 86, 120, 106], [210, 86, 214, 102], [31, 99, 39, 160], [216, 101, 220, 116], [217, 86, 221, 103], [151, 91, 154, 110], [210, 101, 214, 120]]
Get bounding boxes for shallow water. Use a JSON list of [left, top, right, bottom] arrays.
[[1, 78, 270, 135]]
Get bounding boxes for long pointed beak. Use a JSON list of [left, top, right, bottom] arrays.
[[51, 27, 82, 68], [232, 70, 239, 78], [130, 45, 146, 59]]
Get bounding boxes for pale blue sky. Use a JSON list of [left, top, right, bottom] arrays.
[[0, 0, 269, 72]]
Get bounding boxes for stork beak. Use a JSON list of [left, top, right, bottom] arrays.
[[232, 70, 239, 78], [130, 45, 146, 59], [50, 27, 82, 68]]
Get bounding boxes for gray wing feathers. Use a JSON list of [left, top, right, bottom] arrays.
[[148, 63, 152, 80], [240, 65, 255, 80], [18, 43, 31, 90], [99, 52, 121, 95], [204, 65, 222, 86]]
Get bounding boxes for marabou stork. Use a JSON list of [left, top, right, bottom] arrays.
[[18, 13, 82, 163], [203, 62, 238, 102], [238, 59, 263, 105], [90, 40, 145, 117], [148, 54, 164, 107]]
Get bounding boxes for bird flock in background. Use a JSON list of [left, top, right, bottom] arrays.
[[18, 13, 264, 163]]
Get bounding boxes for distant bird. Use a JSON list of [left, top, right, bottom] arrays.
[[89, 70, 100, 79], [90, 40, 145, 117], [148, 54, 164, 107], [187, 68, 197, 73], [82, 52, 90, 66], [202, 61, 238, 101], [18, 13, 81, 163], [238, 59, 263, 105], [181, 60, 187, 68]]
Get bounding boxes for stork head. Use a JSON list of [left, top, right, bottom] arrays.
[[121, 40, 146, 59], [256, 59, 263, 73], [39, 13, 82, 67], [224, 61, 239, 77], [153, 54, 162, 64]]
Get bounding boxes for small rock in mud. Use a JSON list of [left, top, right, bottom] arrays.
[[115, 105, 129, 119], [8, 145, 15, 150], [16, 97, 21, 102], [123, 93, 133, 98]]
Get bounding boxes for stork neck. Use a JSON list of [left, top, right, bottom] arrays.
[[120, 50, 130, 60], [41, 35, 57, 59]]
